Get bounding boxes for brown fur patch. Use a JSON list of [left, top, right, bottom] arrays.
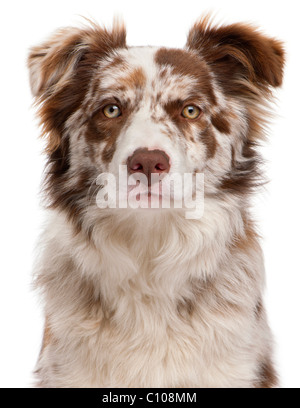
[[211, 110, 231, 134], [105, 54, 125, 70], [45, 164, 98, 232], [220, 139, 263, 195], [229, 220, 262, 286], [102, 139, 119, 163], [176, 297, 196, 319], [155, 48, 217, 105], [41, 317, 52, 353], [200, 126, 218, 159], [232, 219, 260, 254], [119, 67, 146, 90], [256, 359, 278, 388], [163, 99, 192, 132], [254, 298, 263, 320], [189, 277, 244, 320]]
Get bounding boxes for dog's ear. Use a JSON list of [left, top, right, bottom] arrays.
[[28, 22, 126, 153], [186, 17, 285, 93], [28, 27, 87, 98], [28, 22, 127, 97]]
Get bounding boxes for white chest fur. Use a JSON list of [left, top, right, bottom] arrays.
[[35, 205, 267, 388]]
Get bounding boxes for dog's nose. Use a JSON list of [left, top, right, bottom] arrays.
[[127, 148, 170, 179]]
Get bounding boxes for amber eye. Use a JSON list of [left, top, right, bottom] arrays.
[[182, 105, 201, 120], [103, 104, 121, 119]]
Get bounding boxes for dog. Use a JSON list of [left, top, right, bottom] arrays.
[[28, 16, 284, 388]]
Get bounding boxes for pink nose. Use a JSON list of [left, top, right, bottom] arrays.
[[127, 148, 170, 179]]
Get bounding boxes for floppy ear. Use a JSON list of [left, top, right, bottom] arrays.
[[186, 17, 285, 93], [28, 22, 127, 153], [28, 23, 127, 97], [28, 28, 87, 98]]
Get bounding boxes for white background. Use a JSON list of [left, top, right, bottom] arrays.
[[0, 0, 299, 388]]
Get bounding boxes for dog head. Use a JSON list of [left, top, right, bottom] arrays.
[[28, 18, 284, 225]]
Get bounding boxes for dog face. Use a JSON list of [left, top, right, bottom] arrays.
[[28, 18, 284, 224]]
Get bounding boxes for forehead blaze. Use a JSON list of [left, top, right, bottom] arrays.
[[155, 48, 217, 105]]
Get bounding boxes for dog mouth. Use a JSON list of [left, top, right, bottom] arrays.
[[96, 169, 204, 215], [138, 191, 162, 198], [128, 183, 164, 207], [127, 181, 163, 195]]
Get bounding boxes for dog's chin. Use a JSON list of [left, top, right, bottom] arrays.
[[132, 191, 169, 208], [120, 192, 186, 211]]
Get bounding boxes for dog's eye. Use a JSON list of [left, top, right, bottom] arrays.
[[103, 104, 121, 119], [181, 105, 201, 120]]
